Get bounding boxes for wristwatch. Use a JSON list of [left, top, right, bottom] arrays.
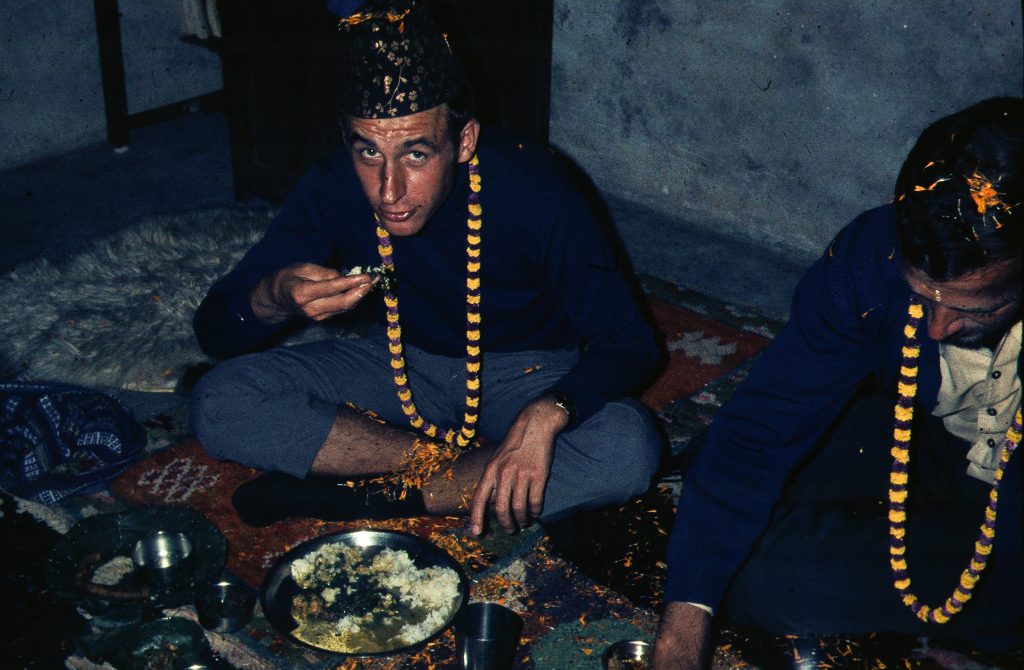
[[550, 391, 575, 423]]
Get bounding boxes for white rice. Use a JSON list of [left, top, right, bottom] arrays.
[[90, 555, 134, 586], [398, 604, 452, 645], [290, 543, 461, 651], [290, 543, 361, 589]]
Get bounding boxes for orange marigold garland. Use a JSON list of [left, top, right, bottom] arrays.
[[889, 295, 1022, 623], [376, 154, 483, 450], [340, 158, 482, 501]]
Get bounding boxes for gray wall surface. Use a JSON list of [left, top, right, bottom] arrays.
[[550, 0, 1023, 266], [0, 1, 222, 170], [2, 1, 1020, 307]]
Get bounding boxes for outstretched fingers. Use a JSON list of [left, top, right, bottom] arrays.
[[468, 467, 496, 536]]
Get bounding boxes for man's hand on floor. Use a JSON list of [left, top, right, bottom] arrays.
[[468, 394, 569, 535]]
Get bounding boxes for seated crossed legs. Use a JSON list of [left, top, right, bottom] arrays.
[[190, 333, 662, 530]]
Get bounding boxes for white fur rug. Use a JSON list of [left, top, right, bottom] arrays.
[[0, 207, 346, 392]]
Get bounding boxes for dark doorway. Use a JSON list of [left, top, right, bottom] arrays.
[[218, 0, 553, 203]]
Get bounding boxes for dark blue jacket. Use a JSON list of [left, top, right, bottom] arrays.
[[665, 205, 943, 608], [193, 128, 660, 427]]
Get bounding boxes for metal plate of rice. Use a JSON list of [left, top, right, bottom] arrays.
[[261, 529, 469, 656]]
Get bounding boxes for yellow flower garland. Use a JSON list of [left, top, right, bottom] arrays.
[[375, 154, 483, 449], [889, 296, 1022, 623]]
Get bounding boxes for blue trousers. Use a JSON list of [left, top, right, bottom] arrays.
[[189, 332, 663, 522]]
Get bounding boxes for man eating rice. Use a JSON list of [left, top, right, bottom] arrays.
[[189, 0, 663, 536]]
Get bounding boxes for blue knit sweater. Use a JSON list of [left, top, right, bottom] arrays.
[[193, 128, 660, 427], [665, 205, 944, 609]]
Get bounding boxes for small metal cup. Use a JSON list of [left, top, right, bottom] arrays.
[[602, 639, 651, 669], [454, 602, 522, 670], [195, 578, 255, 633], [131, 530, 193, 589]]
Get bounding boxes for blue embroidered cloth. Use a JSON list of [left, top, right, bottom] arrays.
[[0, 382, 146, 504]]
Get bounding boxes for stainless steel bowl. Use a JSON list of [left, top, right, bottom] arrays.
[[602, 639, 651, 669], [195, 578, 255, 633], [131, 531, 194, 589]]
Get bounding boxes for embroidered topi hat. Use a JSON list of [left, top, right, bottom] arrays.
[[329, 0, 469, 119]]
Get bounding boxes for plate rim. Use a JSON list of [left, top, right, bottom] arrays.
[[260, 528, 470, 657]]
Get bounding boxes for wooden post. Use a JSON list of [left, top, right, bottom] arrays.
[[94, 0, 130, 149]]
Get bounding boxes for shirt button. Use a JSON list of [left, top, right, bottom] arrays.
[[986, 407, 998, 416], [991, 370, 1001, 379], [988, 438, 997, 447]]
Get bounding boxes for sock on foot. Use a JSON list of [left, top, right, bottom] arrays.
[[231, 471, 427, 527]]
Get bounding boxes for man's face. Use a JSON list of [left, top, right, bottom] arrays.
[[902, 258, 1022, 349], [346, 105, 479, 237]]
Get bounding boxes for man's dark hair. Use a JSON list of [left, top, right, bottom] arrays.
[[444, 86, 477, 149], [895, 96, 1022, 280]]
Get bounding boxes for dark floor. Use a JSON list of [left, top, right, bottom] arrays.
[[0, 108, 803, 320]]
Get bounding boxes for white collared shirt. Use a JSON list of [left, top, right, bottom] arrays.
[[933, 321, 1022, 484]]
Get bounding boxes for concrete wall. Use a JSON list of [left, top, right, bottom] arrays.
[[0, 0, 222, 170], [550, 0, 1024, 265]]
